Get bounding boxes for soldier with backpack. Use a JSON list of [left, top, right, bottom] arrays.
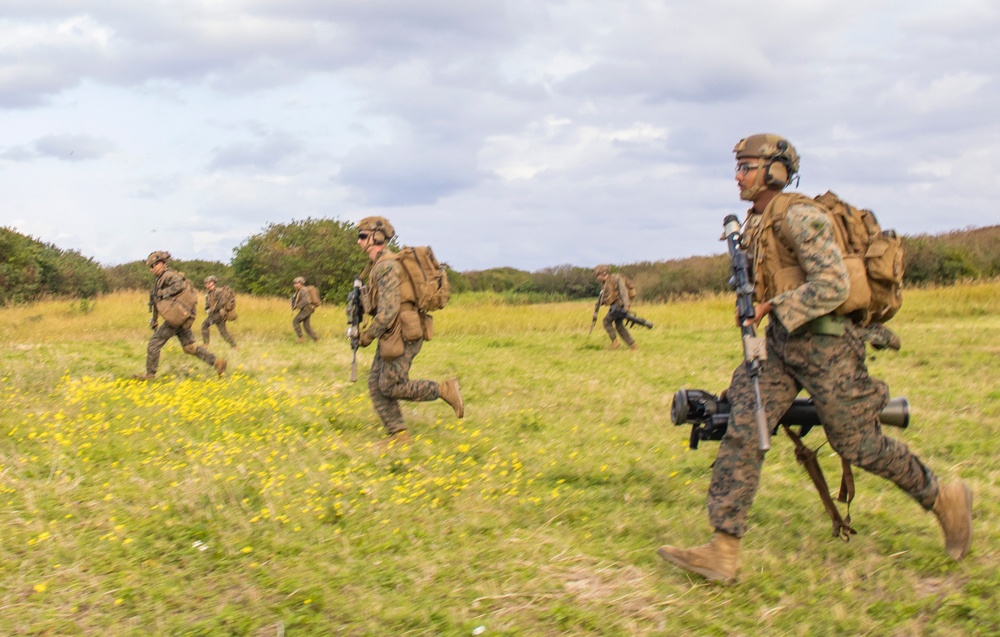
[[133, 251, 227, 381], [291, 276, 321, 343], [657, 134, 972, 584], [594, 265, 639, 350], [353, 216, 463, 444], [201, 275, 238, 349]]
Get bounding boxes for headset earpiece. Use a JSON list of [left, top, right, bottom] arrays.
[[765, 161, 789, 187]]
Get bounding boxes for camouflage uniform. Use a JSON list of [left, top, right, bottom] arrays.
[[201, 285, 237, 347], [600, 272, 635, 347], [292, 286, 320, 341], [364, 250, 440, 435], [147, 268, 220, 375], [708, 197, 939, 538]]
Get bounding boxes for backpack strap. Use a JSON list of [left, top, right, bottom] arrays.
[[782, 425, 857, 541]]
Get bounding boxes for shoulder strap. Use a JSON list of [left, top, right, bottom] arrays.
[[782, 425, 857, 541]]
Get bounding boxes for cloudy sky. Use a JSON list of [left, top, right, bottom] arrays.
[[2, 0, 997, 272]]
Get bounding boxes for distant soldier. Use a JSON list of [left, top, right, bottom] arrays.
[[201, 276, 238, 349], [291, 276, 320, 343], [135, 251, 227, 380], [354, 216, 463, 444], [594, 265, 638, 350]]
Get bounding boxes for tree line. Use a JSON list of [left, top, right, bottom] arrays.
[[3, 222, 999, 306]]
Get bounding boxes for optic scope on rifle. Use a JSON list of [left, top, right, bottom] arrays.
[[670, 388, 910, 450]]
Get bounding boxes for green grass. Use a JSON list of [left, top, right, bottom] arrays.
[[1, 284, 998, 636]]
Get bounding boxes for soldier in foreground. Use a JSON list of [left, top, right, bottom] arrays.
[[354, 216, 463, 444], [290, 276, 320, 343], [657, 134, 972, 583], [135, 251, 227, 381], [201, 276, 238, 349], [593, 264, 638, 350]]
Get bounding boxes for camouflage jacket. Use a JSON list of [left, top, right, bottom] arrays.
[[744, 193, 850, 332], [364, 249, 403, 340], [152, 268, 189, 303], [600, 273, 631, 310], [204, 287, 230, 319], [291, 287, 311, 310]]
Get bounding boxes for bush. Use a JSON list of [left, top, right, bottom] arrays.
[[0, 227, 108, 305], [231, 218, 370, 302]]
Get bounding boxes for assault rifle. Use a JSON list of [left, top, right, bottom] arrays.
[[670, 388, 910, 450], [610, 306, 654, 330], [724, 214, 770, 451], [345, 275, 364, 382], [588, 289, 604, 335]]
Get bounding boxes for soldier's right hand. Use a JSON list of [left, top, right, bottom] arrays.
[[149, 320, 158, 330]]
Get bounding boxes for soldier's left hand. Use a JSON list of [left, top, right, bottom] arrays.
[[359, 330, 374, 347]]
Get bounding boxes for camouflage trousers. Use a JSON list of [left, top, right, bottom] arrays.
[[603, 305, 635, 346], [708, 320, 939, 538], [367, 338, 439, 435], [201, 314, 237, 347], [147, 319, 218, 375], [293, 307, 319, 340]]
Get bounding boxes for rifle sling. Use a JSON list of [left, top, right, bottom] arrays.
[[782, 425, 857, 541]]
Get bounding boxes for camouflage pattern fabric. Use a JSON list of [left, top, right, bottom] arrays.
[[363, 249, 439, 435], [708, 321, 939, 537], [600, 273, 630, 310], [291, 287, 312, 310], [202, 287, 237, 347], [292, 306, 319, 340], [146, 320, 218, 375], [367, 339, 440, 435], [707, 200, 939, 538], [602, 305, 635, 346], [745, 199, 850, 333], [152, 268, 190, 306]]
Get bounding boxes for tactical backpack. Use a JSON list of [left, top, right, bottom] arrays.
[[396, 246, 450, 312], [157, 276, 200, 328], [306, 285, 322, 308], [221, 286, 237, 312], [768, 191, 904, 325], [813, 191, 904, 324], [624, 276, 638, 301]]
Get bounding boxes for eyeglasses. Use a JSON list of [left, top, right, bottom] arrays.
[[357, 232, 370, 240], [735, 162, 761, 176]]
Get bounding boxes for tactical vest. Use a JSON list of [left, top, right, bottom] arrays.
[[602, 274, 624, 306], [364, 251, 417, 313], [746, 193, 870, 318]]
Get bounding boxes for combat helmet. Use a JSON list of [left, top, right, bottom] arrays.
[[594, 264, 611, 276], [357, 216, 395, 245], [204, 275, 218, 285], [293, 276, 306, 285], [145, 251, 171, 268], [733, 133, 800, 190]]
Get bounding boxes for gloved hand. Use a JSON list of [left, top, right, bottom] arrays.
[[359, 330, 375, 347], [149, 319, 158, 331]]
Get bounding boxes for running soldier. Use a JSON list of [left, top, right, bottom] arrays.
[[354, 216, 463, 444], [134, 251, 227, 380], [201, 275, 238, 349], [291, 276, 320, 343], [657, 134, 972, 583], [594, 264, 638, 350]]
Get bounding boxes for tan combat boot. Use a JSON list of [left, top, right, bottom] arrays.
[[131, 373, 155, 382], [438, 378, 464, 418], [609, 340, 620, 350], [658, 531, 740, 584], [933, 480, 973, 560], [214, 358, 228, 377]]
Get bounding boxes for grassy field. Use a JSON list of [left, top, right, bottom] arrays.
[[1, 283, 997, 636]]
